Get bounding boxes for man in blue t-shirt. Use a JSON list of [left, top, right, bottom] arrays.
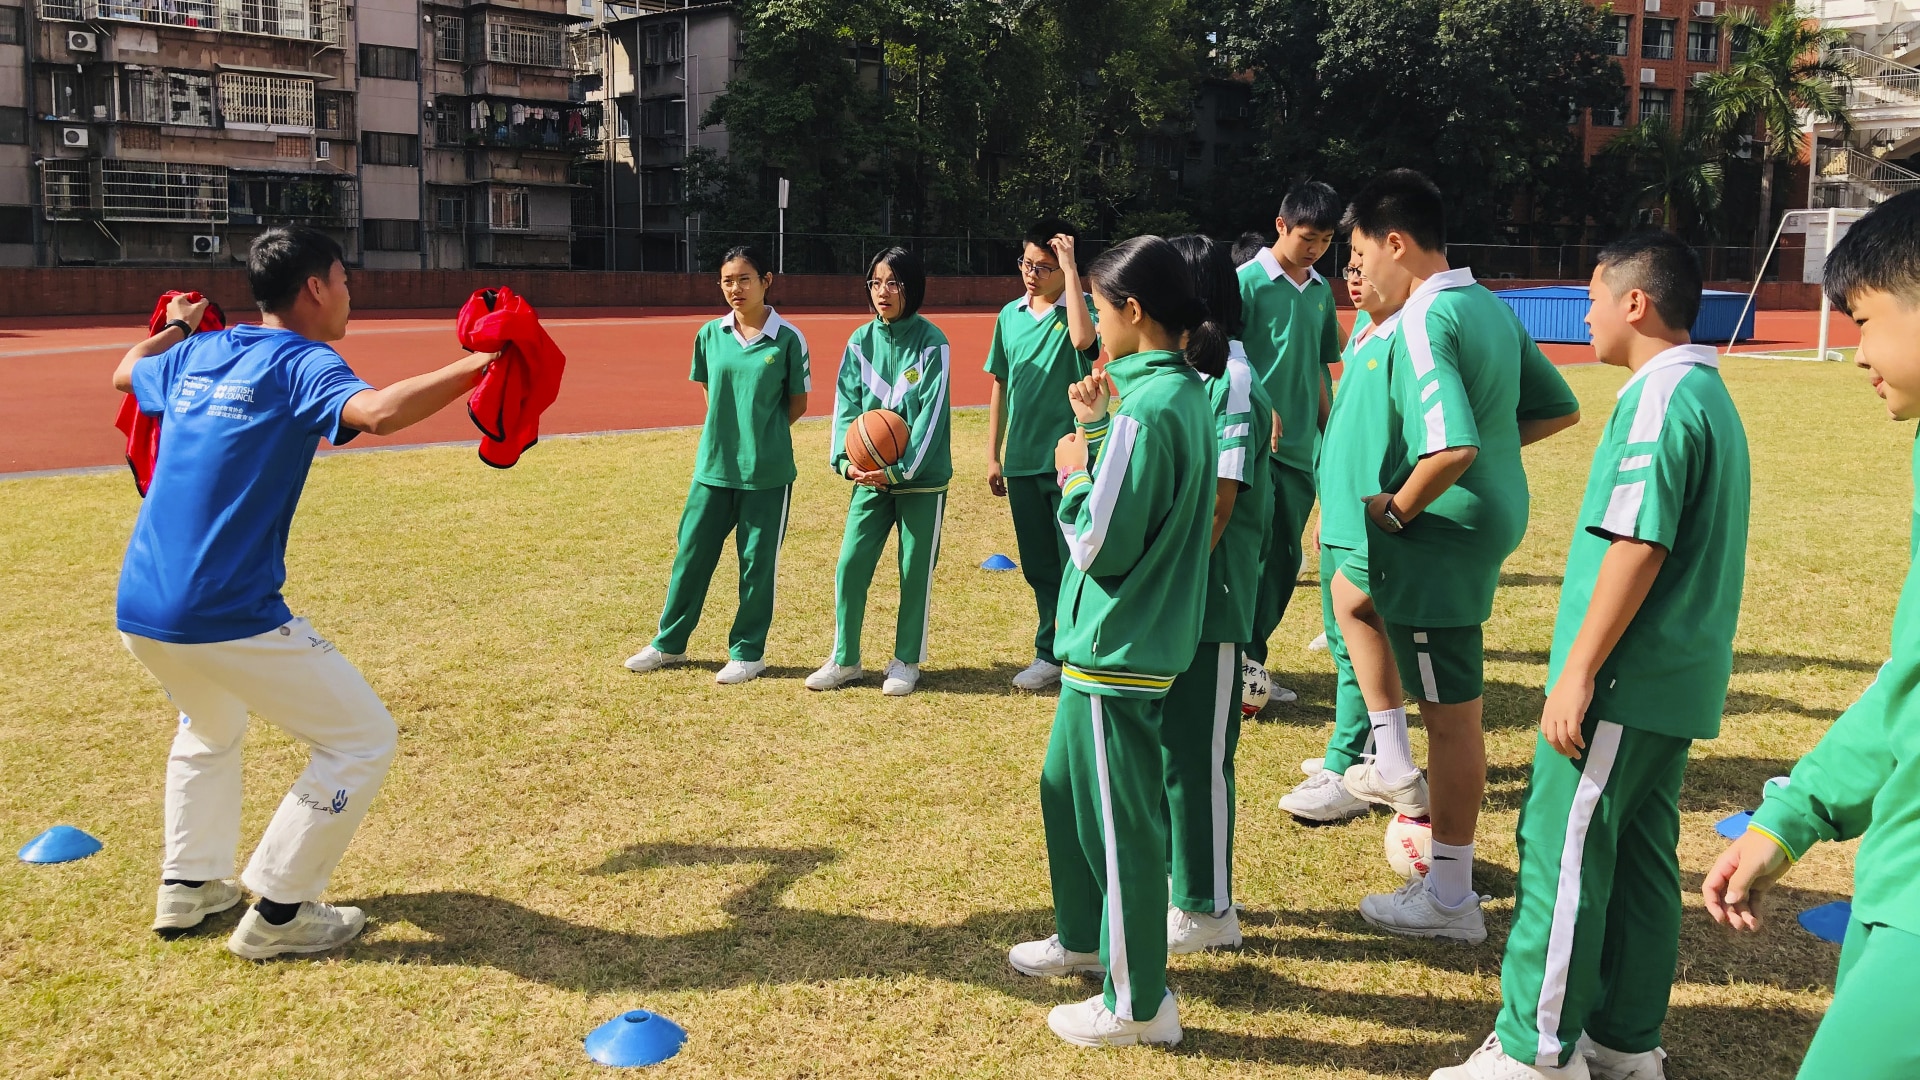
[[115, 226, 499, 959]]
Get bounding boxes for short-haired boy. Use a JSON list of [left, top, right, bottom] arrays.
[[986, 218, 1098, 690], [1704, 187, 1920, 1080]]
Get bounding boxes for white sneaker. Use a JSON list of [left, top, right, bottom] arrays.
[[1344, 761, 1432, 817], [1011, 658, 1062, 691], [805, 660, 863, 691], [1360, 878, 1487, 945], [881, 659, 920, 696], [227, 901, 367, 959], [1301, 757, 1324, 775], [1167, 905, 1242, 953], [1271, 684, 1299, 704], [1432, 1033, 1591, 1079], [715, 659, 766, 685], [1008, 934, 1104, 977], [152, 879, 242, 934], [1578, 1033, 1666, 1080], [623, 646, 686, 673], [1307, 633, 1329, 652], [1047, 990, 1182, 1048], [1279, 769, 1372, 823]]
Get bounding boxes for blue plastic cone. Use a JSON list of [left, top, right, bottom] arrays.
[[1798, 900, 1851, 944], [981, 553, 1017, 571], [18, 825, 103, 864], [1713, 811, 1752, 841], [585, 1010, 687, 1068]]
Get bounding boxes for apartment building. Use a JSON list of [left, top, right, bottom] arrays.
[[1807, 0, 1920, 209], [1576, 0, 1738, 158]]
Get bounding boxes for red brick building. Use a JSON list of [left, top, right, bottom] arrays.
[[1575, 0, 1737, 159]]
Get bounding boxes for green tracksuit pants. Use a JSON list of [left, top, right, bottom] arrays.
[[1249, 460, 1316, 665], [1318, 543, 1371, 775], [652, 481, 792, 662], [1042, 685, 1171, 1022], [1495, 716, 1691, 1068], [1006, 472, 1068, 665], [1796, 918, 1920, 1078], [1161, 642, 1241, 914], [831, 485, 946, 667]]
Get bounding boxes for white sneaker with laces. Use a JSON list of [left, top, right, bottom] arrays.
[[1008, 934, 1104, 977], [1577, 1033, 1667, 1080], [1360, 877, 1487, 944], [804, 660, 863, 691], [1307, 632, 1329, 652], [227, 901, 367, 959], [1279, 769, 1372, 823], [1301, 757, 1324, 776], [715, 659, 767, 685], [1343, 760, 1432, 817], [1271, 684, 1299, 704], [1011, 659, 1062, 691], [1431, 1033, 1591, 1079], [1167, 905, 1242, 953], [623, 646, 686, 673], [881, 659, 920, 696], [152, 879, 242, 934], [1047, 990, 1182, 1048]]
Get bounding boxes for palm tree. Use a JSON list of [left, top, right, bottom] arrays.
[[1602, 116, 1725, 236], [1699, 3, 1850, 252]]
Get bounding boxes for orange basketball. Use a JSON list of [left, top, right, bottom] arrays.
[[847, 409, 909, 473]]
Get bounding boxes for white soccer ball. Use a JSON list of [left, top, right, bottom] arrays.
[[1240, 656, 1271, 718], [1385, 814, 1433, 881]]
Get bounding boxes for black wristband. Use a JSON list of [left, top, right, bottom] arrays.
[[163, 319, 193, 339]]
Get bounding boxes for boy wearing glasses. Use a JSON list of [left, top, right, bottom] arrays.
[[986, 219, 1100, 691]]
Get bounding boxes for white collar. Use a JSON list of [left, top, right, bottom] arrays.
[[1252, 247, 1325, 292], [723, 307, 790, 347], [1618, 343, 1719, 398], [1406, 267, 1477, 305], [1023, 292, 1062, 321], [1369, 308, 1407, 342]]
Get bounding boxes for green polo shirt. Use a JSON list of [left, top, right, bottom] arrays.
[[1547, 345, 1749, 740], [1237, 248, 1342, 473], [1316, 309, 1395, 552], [1201, 341, 1275, 643], [690, 308, 810, 490], [985, 292, 1099, 476]]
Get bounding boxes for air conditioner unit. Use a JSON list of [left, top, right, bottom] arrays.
[[191, 235, 220, 255], [1645, 0, 1661, 11], [61, 127, 88, 148], [1693, 71, 1712, 85], [316, 139, 331, 160], [1735, 134, 1755, 159], [66, 30, 97, 52], [1694, 1, 1715, 15], [1640, 68, 1657, 84]]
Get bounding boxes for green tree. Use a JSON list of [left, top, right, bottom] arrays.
[[1700, 3, 1850, 251], [1599, 117, 1725, 238]]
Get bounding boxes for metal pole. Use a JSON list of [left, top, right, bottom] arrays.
[[1818, 205, 1837, 361]]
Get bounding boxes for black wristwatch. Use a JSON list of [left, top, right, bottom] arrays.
[[1377, 497, 1406, 533], [163, 318, 194, 339]]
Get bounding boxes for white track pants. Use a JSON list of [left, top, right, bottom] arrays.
[[121, 617, 397, 903]]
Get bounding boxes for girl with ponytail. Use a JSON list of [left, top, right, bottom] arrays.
[[1006, 235, 1218, 1049]]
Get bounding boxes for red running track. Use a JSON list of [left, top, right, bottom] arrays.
[[0, 305, 1859, 476]]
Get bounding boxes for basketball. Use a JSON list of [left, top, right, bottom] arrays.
[[1240, 656, 1271, 718], [1385, 814, 1433, 881], [847, 409, 910, 473]]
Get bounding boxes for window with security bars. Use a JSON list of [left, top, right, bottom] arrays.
[[41, 161, 88, 218], [1603, 14, 1629, 57], [316, 91, 349, 133], [1639, 87, 1674, 126], [489, 186, 528, 229], [359, 43, 417, 81], [1641, 17, 1675, 60], [361, 131, 419, 166], [102, 160, 229, 222], [40, 0, 340, 43], [122, 70, 215, 127], [486, 16, 564, 67], [434, 194, 466, 229], [432, 101, 464, 145], [218, 74, 314, 129], [435, 15, 464, 61], [1687, 21, 1718, 64], [364, 218, 419, 250]]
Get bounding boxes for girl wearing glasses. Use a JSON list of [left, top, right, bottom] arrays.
[[625, 245, 809, 685], [807, 247, 952, 696]]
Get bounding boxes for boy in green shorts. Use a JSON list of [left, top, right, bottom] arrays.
[[986, 219, 1099, 691], [1704, 189, 1920, 1080], [1438, 233, 1749, 1080], [1237, 181, 1343, 702], [1332, 170, 1579, 941]]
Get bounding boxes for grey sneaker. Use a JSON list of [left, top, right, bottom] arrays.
[[152, 879, 242, 934], [227, 901, 367, 959]]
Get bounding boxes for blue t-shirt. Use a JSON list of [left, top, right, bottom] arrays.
[[116, 324, 372, 644]]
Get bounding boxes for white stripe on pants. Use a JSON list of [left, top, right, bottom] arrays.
[[122, 617, 397, 903]]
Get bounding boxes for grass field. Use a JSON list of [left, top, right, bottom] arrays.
[[0, 359, 1900, 1079]]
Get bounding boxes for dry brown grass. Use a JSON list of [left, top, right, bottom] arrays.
[[0, 358, 1893, 1078]]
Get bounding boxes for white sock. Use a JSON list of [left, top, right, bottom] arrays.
[[1428, 841, 1475, 908], [1367, 708, 1417, 783]]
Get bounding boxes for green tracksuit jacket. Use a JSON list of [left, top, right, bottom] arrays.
[[829, 314, 952, 492]]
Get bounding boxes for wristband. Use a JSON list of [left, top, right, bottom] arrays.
[[163, 318, 194, 339]]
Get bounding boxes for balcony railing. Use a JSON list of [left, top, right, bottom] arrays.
[[485, 15, 566, 68], [228, 171, 358, 226], [42, 159, 232, 222], [217, 74, 315, 131], [1642, 43, 1674, 60], [36, 0, 341, 44]]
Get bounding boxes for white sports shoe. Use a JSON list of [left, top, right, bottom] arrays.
[[1301, 757, 1324, 776], [1431, 1034, 1591, 1079], [1307, 633, 1329, 652], [1343, 761, 1432, 817], [1578, 1034, 1667, 1080], [1047, 990, 1182, 1048], [227, 901, 367, 959], [1360, 878, 1487, 944], [805, 660, 863, 691], [1279, 769, 1372, 823], [623, 646, 686, 673], [1011, 658, 1062, 691], [1008, 934, 1104, 977], [715, 659, 766, 685], [1167, 905, 1242, 953], [1271, 684, 1299, 704], [881, 659, 920, 696], [152, 879, 242, 934]]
